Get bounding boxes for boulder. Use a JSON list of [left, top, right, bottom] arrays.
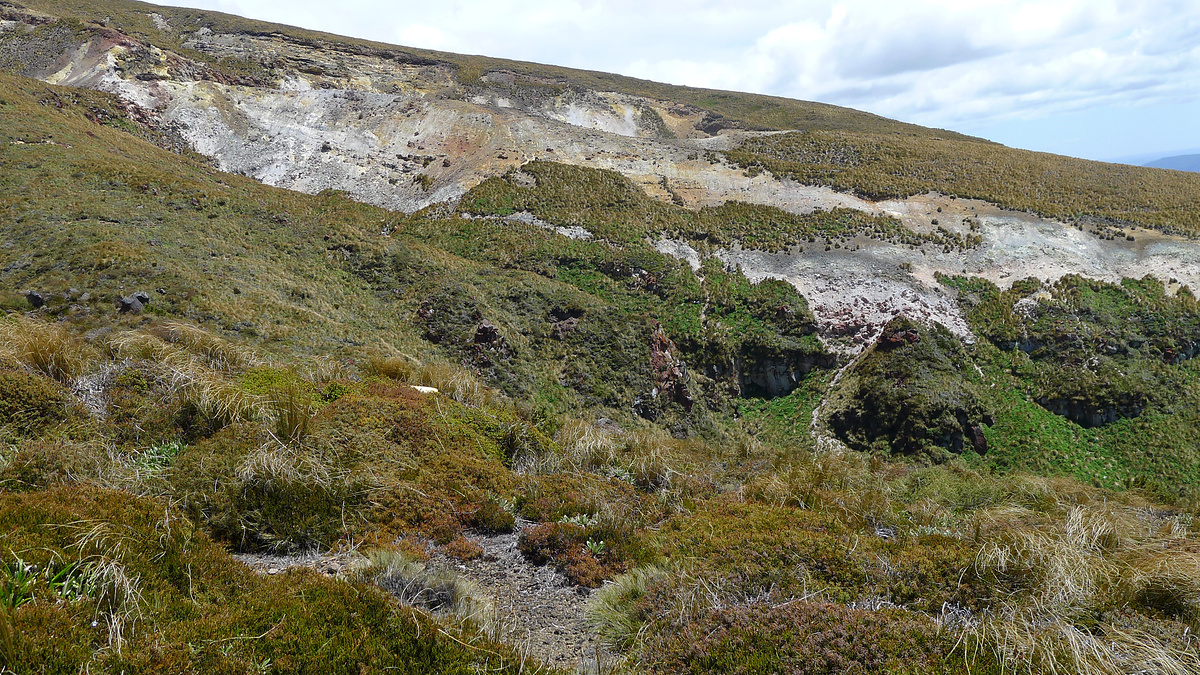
[[25, 291, 44, 308], [474, 320, 501, 344], [116, 295, 144, 314]]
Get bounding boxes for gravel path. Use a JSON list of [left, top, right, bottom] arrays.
[[429, 521, 611, 673], [234, 521, 614, 673]]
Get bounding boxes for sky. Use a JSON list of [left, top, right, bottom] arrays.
[[154, 0, 1200, 163]]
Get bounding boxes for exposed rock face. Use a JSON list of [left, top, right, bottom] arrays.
[[636, 323, 693, 419], [1036, 398, 1142, 429], [8, 4, 1200, 357], [735, 351, 835, 398]]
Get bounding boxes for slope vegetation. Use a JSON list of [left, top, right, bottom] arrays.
[[2, 2, 1200, 673]]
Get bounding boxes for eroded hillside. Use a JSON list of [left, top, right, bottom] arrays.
[[5, 2, 1200, 675], [6, 0, 1200, 362]]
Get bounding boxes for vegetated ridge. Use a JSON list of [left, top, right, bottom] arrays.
[[1, 1, 1200, 674]]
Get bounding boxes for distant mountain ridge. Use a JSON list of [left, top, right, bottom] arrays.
[[1146, 153, 1200, 172]]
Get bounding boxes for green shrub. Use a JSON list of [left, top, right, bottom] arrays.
[[470, 497, 515, 534], [0, 369, 68, 435], [518, 521, 605, 586], [642, 601, 997, 675], [518, 516, 655, 587], [0, 486, 538, 674], [656, 501, 989, 612], [0, 440, 93, 491], [105, 368, 178, 445]]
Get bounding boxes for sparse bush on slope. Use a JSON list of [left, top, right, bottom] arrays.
[[727, 130, 1200, 236]]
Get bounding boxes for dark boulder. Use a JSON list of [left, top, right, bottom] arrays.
[[474, 320, 501, 344], [116, 295, 144, 314]]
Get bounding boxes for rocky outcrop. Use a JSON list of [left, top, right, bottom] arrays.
[[115, 290, 151, 314], [1036, 397, 1147, 429], [735, 351, 836, 398], [635, 323, 694, 419], [824, 317, 993, 462]]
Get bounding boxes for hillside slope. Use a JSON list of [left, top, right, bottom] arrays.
[[2, 0, 1200, 488], [3, 2, 1200, 674]]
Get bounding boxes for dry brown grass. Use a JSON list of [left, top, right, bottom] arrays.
[[515, 420, 689, 493], [368, 356, 502, 408], [60, 519, 147, 653], [966, 499, 1200, 673], [147, 321, 261, 372], [108, 329, 262, 428], [0, 316, 96, 382]]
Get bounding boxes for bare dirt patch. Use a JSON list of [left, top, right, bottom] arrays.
[[428, 521, 610, 673]]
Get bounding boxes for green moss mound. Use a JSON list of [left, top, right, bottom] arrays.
[[825, 317, 993, 462], [0, 369, 68, 434]]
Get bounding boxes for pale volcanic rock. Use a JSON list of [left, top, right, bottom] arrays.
[[11, 7, 1200, 353]]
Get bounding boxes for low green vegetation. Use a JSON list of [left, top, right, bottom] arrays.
[[727, 130, 1200, 236], [825, 317, 993, 463], [4, 312, 1198, 674], [930, 274, 1200, 494], [1, 11, 1200, 671], [461, 160, 974, 252], [0, 486, 537, 674]]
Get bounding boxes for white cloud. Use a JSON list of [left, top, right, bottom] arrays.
[[395, 24, 450, 51]]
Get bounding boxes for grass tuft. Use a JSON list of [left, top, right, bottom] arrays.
[[0, 317, 93, 383]]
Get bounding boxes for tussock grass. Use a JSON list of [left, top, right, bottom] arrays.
[[269, 381, 316, 446], [0, 316, 94, 383], [369, 355, 503, 408], [587, 565, 670, 651], [109, 328, 263, 430], [964, 498, 1200, 673], [516, 420, 687, 492], [357, 549, 491, 622], [967, 609, 1200, 675], [59, 519, 146, 652], [147, 321, 261, 372]]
